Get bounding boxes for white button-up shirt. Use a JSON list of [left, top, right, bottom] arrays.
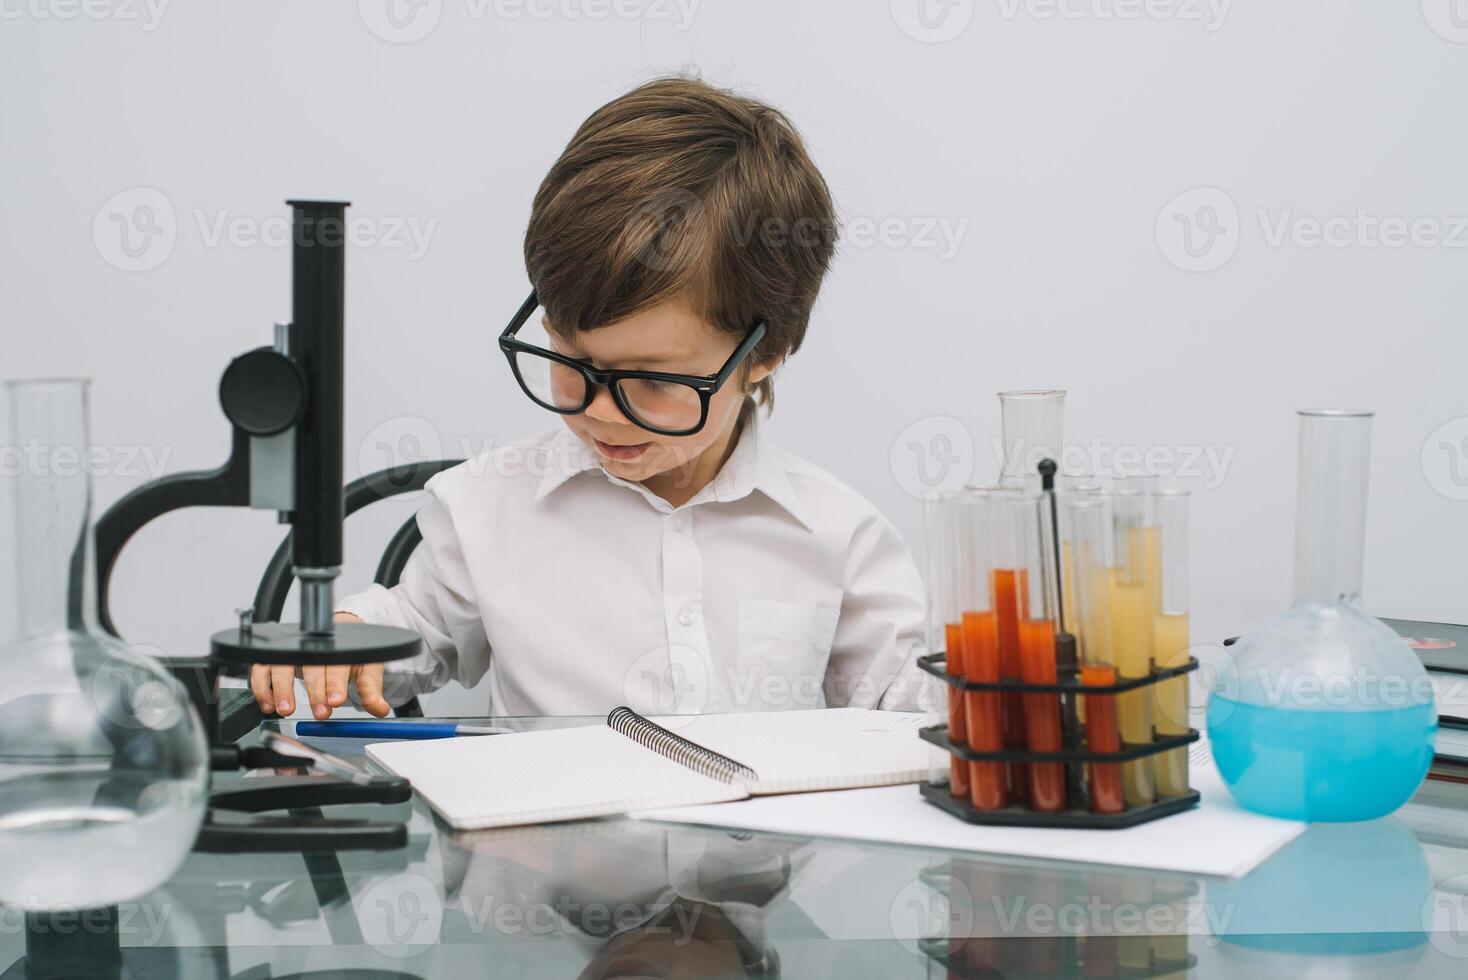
[[337, 409, 933, 717]]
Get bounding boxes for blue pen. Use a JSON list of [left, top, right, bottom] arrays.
[[292, 721, 512, 740]]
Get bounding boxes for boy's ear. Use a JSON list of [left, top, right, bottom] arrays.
[[744, 357, 781, 387]]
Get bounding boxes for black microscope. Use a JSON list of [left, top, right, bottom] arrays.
[[94, 200, 438, 853]]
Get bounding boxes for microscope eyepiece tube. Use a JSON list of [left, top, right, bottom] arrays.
[[287, 200, 349, 577]]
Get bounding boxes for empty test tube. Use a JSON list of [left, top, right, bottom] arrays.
[[923, 492, 970, 800]]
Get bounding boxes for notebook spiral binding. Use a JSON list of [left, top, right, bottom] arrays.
[[606, 706, 758, 785]]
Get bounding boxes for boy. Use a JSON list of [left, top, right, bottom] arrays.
[[250, 77, 930, 720]]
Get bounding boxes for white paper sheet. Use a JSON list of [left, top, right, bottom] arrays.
[[635, 738, 1306, 878]]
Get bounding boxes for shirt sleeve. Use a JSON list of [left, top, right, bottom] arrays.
[[823, 510, 938, 712], [334, 475, 491, 707]]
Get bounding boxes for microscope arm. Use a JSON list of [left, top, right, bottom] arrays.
[[94, 427, 252, 638]]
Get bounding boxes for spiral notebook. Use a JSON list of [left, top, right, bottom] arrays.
[[363, 707, 936, 831]]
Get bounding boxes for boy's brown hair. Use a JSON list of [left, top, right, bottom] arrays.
[[524, 76, 838, 408]]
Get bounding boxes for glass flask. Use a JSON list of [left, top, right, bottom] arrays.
[[1207, 410, 1436, 821], [997, 389, 1065, 487], [0, 378, 209, 910]]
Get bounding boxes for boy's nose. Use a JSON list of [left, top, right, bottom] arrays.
[[583, 384, 633, 426]]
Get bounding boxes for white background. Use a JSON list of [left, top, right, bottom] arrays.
[[2, 1, 1465, 715]]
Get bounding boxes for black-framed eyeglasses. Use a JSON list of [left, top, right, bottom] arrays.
[[499, 291, 768, 437]]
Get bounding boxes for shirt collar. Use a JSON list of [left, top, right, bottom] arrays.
[[532, 404, 814, 532], [532, 429, 602, 501]]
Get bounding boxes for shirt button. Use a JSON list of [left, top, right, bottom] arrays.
[[671, 512, 691, 533], [676, 606, 695, 627]]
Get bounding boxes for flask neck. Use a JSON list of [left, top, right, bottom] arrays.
[[1292, 411, 1373, 606], [7, 379, 101, 636]]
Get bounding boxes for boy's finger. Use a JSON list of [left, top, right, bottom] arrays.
[[270, 665, 296, 715], [249, 664, 274, 713], [302, 666, 330, 720], [354, 664, 391, 718], [325, 665, 351, 707]]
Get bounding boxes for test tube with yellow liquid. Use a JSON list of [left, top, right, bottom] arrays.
[[1109, 489, 1155, 806], [1151, 490, 1191, 797], [1115, 475, 1161, 615]]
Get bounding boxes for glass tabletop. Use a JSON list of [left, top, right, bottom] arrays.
[[6, 714, 1468, 979]]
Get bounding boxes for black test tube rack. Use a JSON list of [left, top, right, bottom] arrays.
[[918, 653, 1203, 829]]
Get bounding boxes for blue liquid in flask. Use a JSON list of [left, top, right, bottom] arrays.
[[1207, 698, 1435, 822]]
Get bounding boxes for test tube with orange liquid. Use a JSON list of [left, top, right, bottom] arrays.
[[1058, 478, 1102, 730], [988, 488, 1031, 806], [1068, 492, 1121, 815], [1065, 495, 1125, 814], [997, 491, 1067, 812]]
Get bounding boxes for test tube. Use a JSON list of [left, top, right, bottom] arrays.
[[952, 858, 1001, 974], [923, 492, 969, 800], [1058, 482, 1101, 729], [988, 487, 1030, 806], [1151, 490, 1191, 797], [1043, 478, 1085, 808], [1005, 491, 1067, 812], [1114, 474, 1161, 615], [998, 389, 1066, 487], [1151, 876, 1193, 975], [1081, 870, 1126, 978], [1116, 875, 1154, 975], [1109, 489, 1156, 806], [1066, 495, 1124, 814], [957, 489, 1008, 811]]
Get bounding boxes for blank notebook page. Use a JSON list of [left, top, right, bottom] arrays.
[[665, 708, 934, 794], [365, 726, 746, 830]]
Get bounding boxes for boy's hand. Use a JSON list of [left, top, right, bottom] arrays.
[[249, 663, 391, 719], [248, 613, 393, 719]]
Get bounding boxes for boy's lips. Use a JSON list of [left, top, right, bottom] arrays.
[[594, 438, 651, 461]]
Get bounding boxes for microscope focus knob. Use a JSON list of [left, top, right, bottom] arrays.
[[219, 348, 307, 436]]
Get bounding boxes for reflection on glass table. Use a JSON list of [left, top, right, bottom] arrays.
[[4, 714, 1468, 978]]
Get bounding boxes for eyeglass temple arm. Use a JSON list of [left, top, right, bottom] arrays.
[[501, 291, 539, 339], [714, 319, 768, 384]]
